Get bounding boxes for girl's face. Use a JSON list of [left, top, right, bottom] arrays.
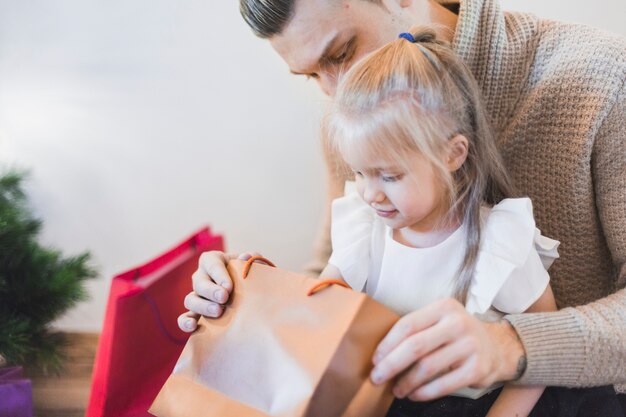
[[347, 149, 449, 234]]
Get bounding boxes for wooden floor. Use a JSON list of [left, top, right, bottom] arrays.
[[25, 333, 99, 417]]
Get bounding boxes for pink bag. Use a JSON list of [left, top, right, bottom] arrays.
[[87, 227, 224, 417]]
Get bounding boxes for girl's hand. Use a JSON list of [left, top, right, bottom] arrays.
[[177, 251, 261, 332], [370, 298, 526, 401]]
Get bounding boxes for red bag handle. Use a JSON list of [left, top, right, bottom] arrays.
[[242, 256, 276, 278], [307, 279, 351, 296]]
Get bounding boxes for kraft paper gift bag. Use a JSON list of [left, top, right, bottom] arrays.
[[150, 258, 400, 417], [87, 226, 224, 417]]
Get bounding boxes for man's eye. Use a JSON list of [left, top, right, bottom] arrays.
[[332, 51, 348, 63], [329, 39, 356, 65]]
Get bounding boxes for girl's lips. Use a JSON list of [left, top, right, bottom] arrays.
[[375, 209, 397, 218]]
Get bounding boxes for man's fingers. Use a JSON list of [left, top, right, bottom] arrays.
[[394, 340, 473, 398], [407, 359, 478, 401], [371, 319, 456, 385], [177, 311, 200, 333], [374, 298, 464, 365], [183, 291, 225, 318]]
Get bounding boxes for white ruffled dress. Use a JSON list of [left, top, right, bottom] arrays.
[[328, 186, 560, 319]]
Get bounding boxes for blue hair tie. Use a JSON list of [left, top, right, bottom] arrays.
[[398, 32, 439, 68], [398, 32, 415, 42]]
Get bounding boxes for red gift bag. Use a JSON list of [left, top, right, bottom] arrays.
[[87, 227, 224, 417]]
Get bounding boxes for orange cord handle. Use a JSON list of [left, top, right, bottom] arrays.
[[307, 279, 351, 296], [242, 255, 276, 278]]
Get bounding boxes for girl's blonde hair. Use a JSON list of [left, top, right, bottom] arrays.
[[324, 28, 517, 303]]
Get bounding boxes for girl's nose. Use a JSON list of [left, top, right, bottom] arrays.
[[363, 181, 384, 205]]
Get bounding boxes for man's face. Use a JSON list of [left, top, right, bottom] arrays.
[[269, 0, 426, 96]]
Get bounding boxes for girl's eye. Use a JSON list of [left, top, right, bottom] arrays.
[[354, 171, 363, 177], [382, 174, 402, 183]]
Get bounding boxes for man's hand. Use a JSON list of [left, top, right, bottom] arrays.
[[177, 251, 260, 332], [370, 298, 526, 401]]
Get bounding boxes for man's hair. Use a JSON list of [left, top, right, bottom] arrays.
[[239, 0, 382, 39], [239, 0, 295, 39]]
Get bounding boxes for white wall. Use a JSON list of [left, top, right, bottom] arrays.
[[0, 0, 624, 332], [0, 0, 327, 332], [499, 0, 625, 36]]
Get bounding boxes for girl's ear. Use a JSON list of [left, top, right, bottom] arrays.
[[446, 134, 469, 172]]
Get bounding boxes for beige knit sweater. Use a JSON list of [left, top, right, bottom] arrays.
[[454, 0, 626, 388], [309, 0, 626, 388]]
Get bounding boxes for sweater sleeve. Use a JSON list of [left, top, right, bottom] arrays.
[[504, 83, 626, 387], [301, 137, 351, 277]]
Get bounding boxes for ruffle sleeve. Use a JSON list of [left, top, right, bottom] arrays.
[[327, 183, 375, 292], [465, 198, 560, 315]]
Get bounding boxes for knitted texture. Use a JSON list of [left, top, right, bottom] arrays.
[[451, 0, 626, 387], [309, 0, 626, 388]]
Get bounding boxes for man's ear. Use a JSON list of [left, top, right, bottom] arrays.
[[446, 134, 468, 172]]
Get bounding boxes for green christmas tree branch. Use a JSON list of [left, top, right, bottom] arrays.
[[0, 170, 97, 373]]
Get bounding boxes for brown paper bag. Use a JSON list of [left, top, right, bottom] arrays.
[[150, 259, 399, 417]]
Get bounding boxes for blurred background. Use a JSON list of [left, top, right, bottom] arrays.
[[0, 0, 624, 333]]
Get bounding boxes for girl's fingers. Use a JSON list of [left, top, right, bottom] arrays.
[[197, 251, 238, 292], [237, 251, 262, 261], [192, 269, 230, 304], [195, 251, 267, 301], [183, 291, 225, 318], [177, 311, 200, 333], [188, 250, 268, 319]]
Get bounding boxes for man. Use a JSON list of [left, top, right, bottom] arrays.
[[180, 0, 626, 407]]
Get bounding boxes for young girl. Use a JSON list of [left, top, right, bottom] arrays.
[[318, 29, 561, 417]]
